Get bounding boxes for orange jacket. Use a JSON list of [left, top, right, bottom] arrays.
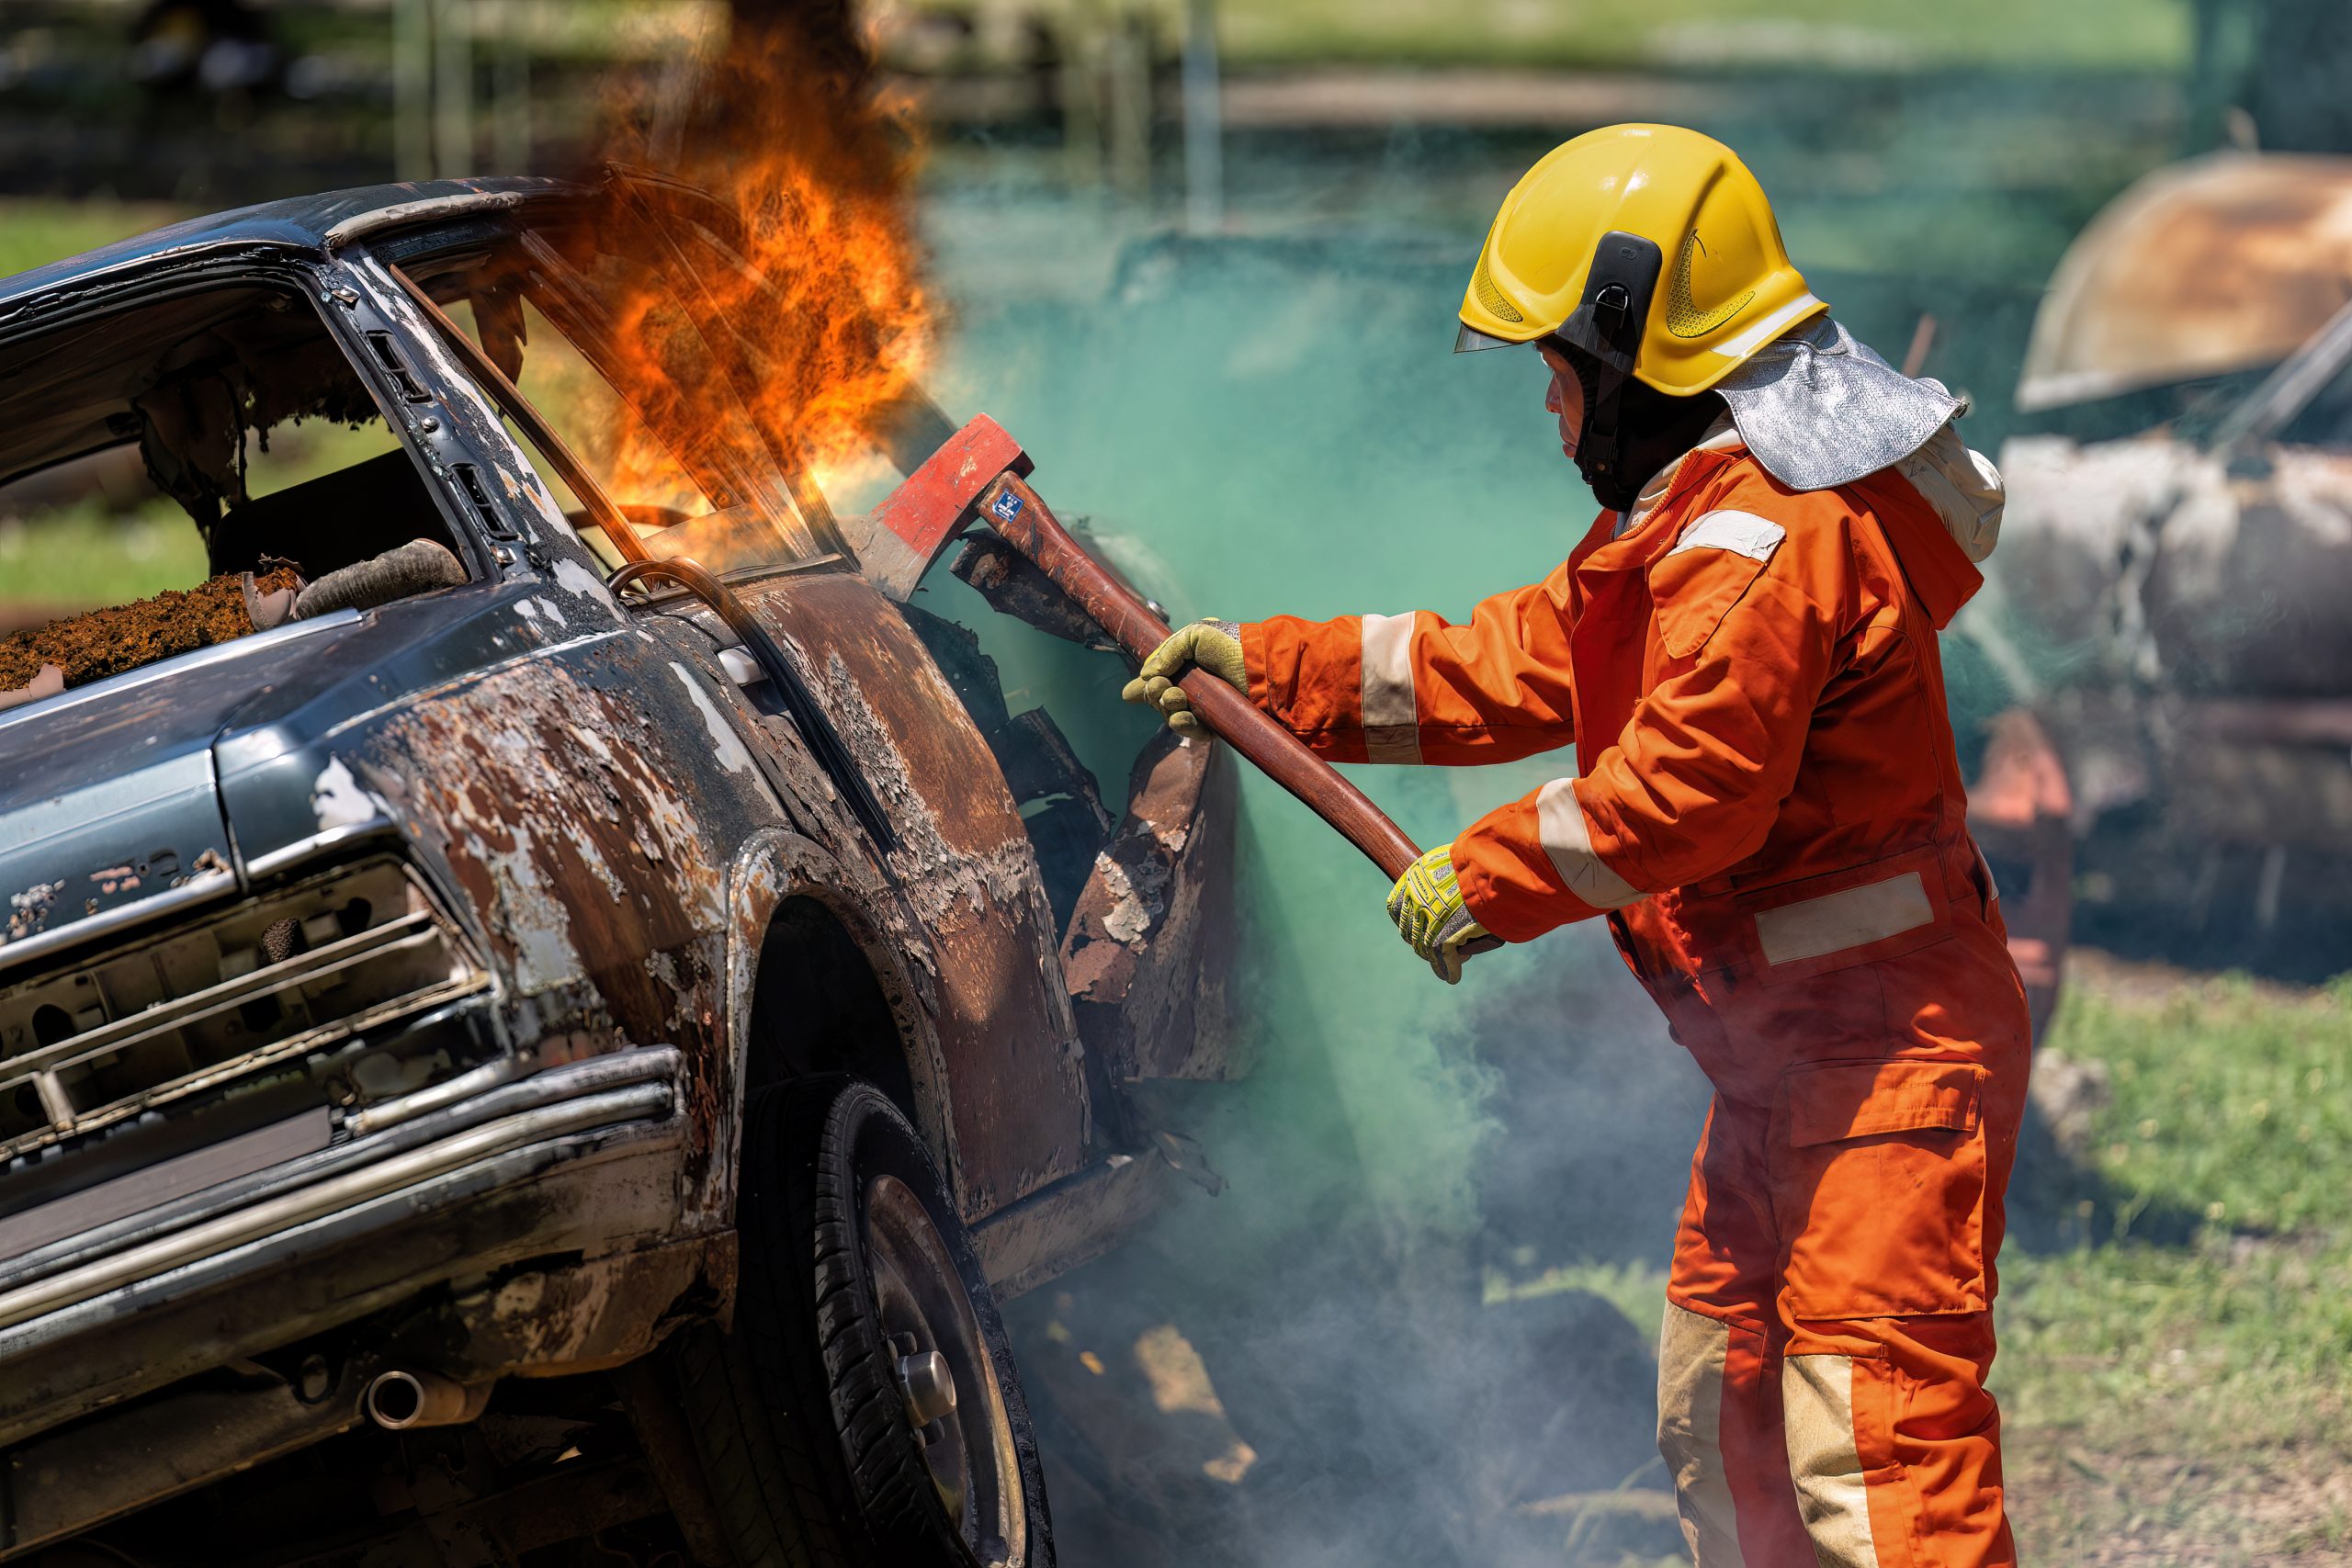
[[1242, 435, 2026, 1100]]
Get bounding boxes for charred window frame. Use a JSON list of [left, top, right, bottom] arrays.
[[382, 254, 653, 570], [301, 267, 512, 589]]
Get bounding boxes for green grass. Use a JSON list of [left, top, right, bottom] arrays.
[[0, 198, 187, 282], [0, 505, 212, 614], [1996, 974, 2352, 1563], [2050, 976, 2352, 1237], [1206, 0, 2191, 71]]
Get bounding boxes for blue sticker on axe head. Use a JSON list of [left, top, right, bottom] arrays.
[[989, 489, 1024, 523]]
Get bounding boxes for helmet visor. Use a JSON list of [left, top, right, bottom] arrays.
[[1453, 322, 1524, 354]]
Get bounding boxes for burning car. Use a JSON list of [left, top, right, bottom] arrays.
[[1962, 150, 2352, 995], [0, 175, 1240, 1566]]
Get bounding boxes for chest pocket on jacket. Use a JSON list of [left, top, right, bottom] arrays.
[[1647, 509, 1786, 660]]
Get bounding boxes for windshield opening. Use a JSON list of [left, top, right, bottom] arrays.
[[412, 222, 842, 580]]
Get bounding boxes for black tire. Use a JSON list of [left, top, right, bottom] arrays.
[[661, 1076, 1053, 1568]]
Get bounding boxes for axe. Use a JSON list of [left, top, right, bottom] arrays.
[[864, 413, 1492, 950]]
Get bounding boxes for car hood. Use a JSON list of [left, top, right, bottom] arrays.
[[0, 615, 367, 972]]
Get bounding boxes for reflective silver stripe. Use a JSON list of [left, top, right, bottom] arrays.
[[1535, 778, 1642, 908], [1668, 509, 1785, 562], [1657, 1303, 1747, 1568], [1783, 1354, 1884, 1568], [1358, 612, 1422, 764], [1712, 290, 1826, 360], [1753, 870, 1934, 965]]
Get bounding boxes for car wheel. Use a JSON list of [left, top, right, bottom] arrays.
[[663, 1075, 1052, 1568]]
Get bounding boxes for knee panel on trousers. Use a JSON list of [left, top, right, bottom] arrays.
[[1658, 1302, 1745, 1564], [1783, 1352, 1885, 1568]]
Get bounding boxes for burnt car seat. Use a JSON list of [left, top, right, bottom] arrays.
[[209, 448, 458, 581]]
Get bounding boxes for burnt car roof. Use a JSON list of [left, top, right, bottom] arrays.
[[0, 175, 589, 317]]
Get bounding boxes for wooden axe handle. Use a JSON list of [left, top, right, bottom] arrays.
[[979, 473, 1424, 882]]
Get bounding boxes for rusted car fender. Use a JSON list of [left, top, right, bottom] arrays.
[[705, 827, 962, 1226]]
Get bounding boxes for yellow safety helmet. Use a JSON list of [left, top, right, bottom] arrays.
[[1456, 124, 1824, 398]]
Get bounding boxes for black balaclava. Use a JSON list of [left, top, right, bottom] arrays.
[[1563, 342, 1729, 515]]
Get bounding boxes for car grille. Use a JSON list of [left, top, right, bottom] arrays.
[[0, 857, 490, 1161]]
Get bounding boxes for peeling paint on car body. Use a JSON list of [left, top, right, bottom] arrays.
[[550, 558, 622, 616], [309, 756, 384, 831], [745, 569, 1097, 1213], [669, 661, 755, 775]]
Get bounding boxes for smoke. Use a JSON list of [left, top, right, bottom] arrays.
[[916, 230, 1715, 1563], [900, 77, 2171, 1557]]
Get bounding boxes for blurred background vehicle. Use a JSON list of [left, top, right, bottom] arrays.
[[1971, 150, 2352, 987]]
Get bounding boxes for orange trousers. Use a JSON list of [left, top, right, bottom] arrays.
[[1657, 1053, 2025, 1567]]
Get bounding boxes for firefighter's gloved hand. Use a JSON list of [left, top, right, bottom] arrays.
[[1386, 842, 1492, 985], [1122, 618, 1245, 736]]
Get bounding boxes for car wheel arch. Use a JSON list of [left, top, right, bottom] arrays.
[[709, 829, 962, 1223]]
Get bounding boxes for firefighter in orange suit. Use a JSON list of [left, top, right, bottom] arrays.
[[1125, 124, 2030, 1566]]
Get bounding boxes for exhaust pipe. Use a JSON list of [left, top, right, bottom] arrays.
[[364, 1369, 492, 1430]]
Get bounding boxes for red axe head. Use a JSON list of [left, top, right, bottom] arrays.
[[856, 414, 1033, 600]]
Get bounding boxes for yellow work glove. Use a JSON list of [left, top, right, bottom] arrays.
[[1385, 842, 1493, 985], [1121, 617, 1245, 736]]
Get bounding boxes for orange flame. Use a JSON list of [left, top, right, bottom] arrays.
[[597, 7, 933, 517]]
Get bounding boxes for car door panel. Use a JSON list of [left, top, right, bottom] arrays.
[[734, 568, 1092, 1214]]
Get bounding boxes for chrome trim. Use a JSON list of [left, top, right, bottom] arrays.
[[243, 817, 400, 881], [0, 858, 492, 1158], [0, 1077, 674, 1332], [0, 1118, 676, 1364], [0, 971, 490, 1157], [0, 1048, 679, 1295], [0, 871, 237, 981], [8, 911, 445, 1081], [0, 610, 361, 743], [346, 1054, 528, 1136]]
